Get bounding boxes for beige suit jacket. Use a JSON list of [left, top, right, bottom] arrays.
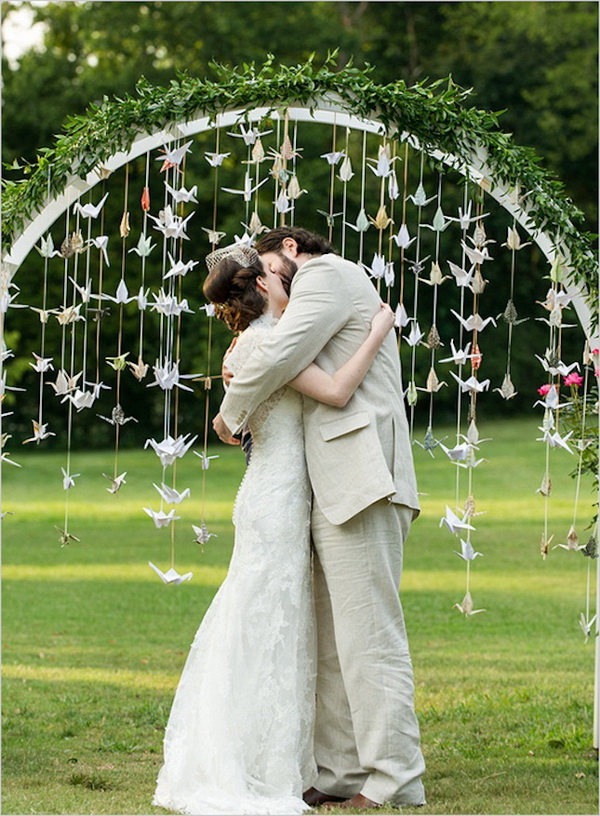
[[220, 253, 420, 525]]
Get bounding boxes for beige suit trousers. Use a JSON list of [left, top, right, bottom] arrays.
[[311, 499, 426, 806]]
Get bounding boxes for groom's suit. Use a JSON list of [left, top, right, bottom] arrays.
[[220, 253, 426, 805]]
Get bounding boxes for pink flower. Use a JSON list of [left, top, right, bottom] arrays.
[[591, 348, 600, 356], [537, 384, 552, 395], [563, 372, 583, 387]]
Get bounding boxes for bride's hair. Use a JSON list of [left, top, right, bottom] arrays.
[[203, 257, 266, 333]]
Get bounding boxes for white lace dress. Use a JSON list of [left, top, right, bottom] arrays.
[[153, 313, 317, 815]]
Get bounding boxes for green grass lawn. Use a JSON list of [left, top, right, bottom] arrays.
[[2, 417, 598, 815]]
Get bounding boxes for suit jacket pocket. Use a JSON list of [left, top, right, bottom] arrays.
[[319, 411, 370, 442]]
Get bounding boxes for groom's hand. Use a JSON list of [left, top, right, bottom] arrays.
[[213, 413, 240, 445]]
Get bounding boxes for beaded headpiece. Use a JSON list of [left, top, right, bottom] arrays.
[[205, 242, 259, 272]]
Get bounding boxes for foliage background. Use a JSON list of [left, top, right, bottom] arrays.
[[1, 0, 598, 448]]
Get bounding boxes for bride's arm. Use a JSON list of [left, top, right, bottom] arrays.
[[288, 303, 395, 407]]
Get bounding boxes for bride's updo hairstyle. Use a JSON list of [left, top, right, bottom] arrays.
[[203, 257, 266, 333]]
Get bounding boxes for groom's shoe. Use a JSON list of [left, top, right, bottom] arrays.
[[324, 793, 382, 809], [303, 787, 346, 806]]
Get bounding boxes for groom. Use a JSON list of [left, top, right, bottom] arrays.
[[213, 227, 426, 809]]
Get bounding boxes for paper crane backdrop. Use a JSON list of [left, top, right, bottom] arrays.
[[2, 59, 598, 706]]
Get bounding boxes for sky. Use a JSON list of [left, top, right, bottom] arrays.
[[1, 1, 47, 68]]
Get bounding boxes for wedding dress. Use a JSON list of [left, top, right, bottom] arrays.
[[153, 313, 317, 815]]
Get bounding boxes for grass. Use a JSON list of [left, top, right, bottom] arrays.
[[2, 416, 598, 815]]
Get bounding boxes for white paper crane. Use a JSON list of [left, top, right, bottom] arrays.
[[148, 561, 192, 584], [222, 173, 269, 202], [439, 506, 476, 535], [153, 483, 191, 504], [74, 192, 109, 219], [143, 507, 181, 528], [454, 539, 483, 561], [144, 433, 198, 466], [165, 182, 198, 203]]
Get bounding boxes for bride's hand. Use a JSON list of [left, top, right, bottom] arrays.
[[370, 303, 395, 340]]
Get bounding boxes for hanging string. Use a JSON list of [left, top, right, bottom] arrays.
[[358, 130, 368, 265], [407, 151, 427, 437], [396, 140, 410, 347], [340, 126, 350, 259]]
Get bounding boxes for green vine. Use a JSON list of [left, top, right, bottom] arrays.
[[2, 54, 597, 310]]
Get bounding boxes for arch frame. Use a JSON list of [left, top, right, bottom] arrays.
[[3, 95, 597, 343]]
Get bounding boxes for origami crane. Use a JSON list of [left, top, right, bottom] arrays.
[[143, 507, 181, 528], [147, 206, 195, 240], [553, 524, 586, 551], [201, 227, 227, 245], [418, 261, 450, 287], [537, 287, 573, 311], [439, 340, 475, 366], [222, 173, 269, 202], [338, 156, 354, 183], [60, 231, 85, 258], [367, 145, 396, 178], [226, 124, 272, 145], [416, 367, 446, 394], [192, 522, 218, 546], [439, 506, 476, 535], [439, 441, 471, 462], [407, 255, 431, 277], [103, 472, 127, 494], [454, 539, 483, 561], [406, 182, 436, 207], [450, 310, 497, 332], [163, 253, 199, 280], [204, 151, 230, 167], [97, 404, 138, 426], [449, 372, 490, 394], [447, 261, 475, 290], [453, 591, 486, 616], [147, 360, 198, 392], [127, 357, 149, 381], [394, 303, 409, 328], [23, 420, 55, 444], [56, 527, 80, 547], [460, 420, 492, 448], [86, 235, 110, 267], [61, 467, 80, 490], [392, 224, 416, 250], [62, 388, 96, 411], [128, 234, 156, 257], [413, 426, 443, 457], [533, 385, 570, 411], [30, 307, 58, 324], [193, 451, 220, 470], [579, 612, 597, 643], [105, 353, 130, 371], [403, 321, 425, 348], [369, 205, 393, 231], [144, 433, 198, 466], [494, 373, 518, 400], [134, 286, 150, 311], [420, 206, 450, 233], [200, 303, 216, 318], [1, 452, 21, 468], [48, 370, 82, 396], [153, 483, 191, 504], [320, 150, 346, 165], [461, 240, 493, 269], [582, 537, 598, 558], [361, 253, 388, 281], [275, 190, 293, 214], [346, 208, 370, 233], [242, 212, 268, 236], [502, 226, 531, 251], [536, 473, 552, 497], [317, 209, 344, 228], [540, 534, 554, 559], [388, 170, 400, 201], [497, 299, 528, 325], [165, 182, 198, 203], [54, 304, 85, 325], [148, 561, 192, 584], [445, 202, 489, 231], [35, 235, 61, 258], [155, 140, 193, 171], [536, 428, 575, 453], [535, 354, 579, 377], [68, 277, 93, 304], [29, 353, 54, 374], [74, 192, 109, 219], [150, 289, 194, 317]]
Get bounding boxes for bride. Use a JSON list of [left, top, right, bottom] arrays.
[[153, 244, 395, 815]]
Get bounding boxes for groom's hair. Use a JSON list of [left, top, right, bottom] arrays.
[[255, 227, 335, 256]]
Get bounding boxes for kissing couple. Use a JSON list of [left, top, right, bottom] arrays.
[[153, 227, 426, 815]]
